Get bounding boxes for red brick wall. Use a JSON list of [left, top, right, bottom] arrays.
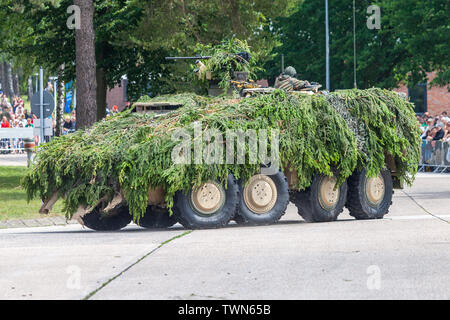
[[394, 72, 450, 115], [106, 80, 126, 111]]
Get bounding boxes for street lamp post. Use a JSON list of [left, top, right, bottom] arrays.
[[39, 68, 44, 144]]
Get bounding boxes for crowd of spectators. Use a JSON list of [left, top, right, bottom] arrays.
[[0, 92, 76, 153], [1, 94, 35, 153], [417, 111, 450, 142], [417, 111, 450, 166], [1, 94, 35, 126], [62, 112, 76, 134]]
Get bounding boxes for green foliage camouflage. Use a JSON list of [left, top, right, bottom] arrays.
[[22, 88, 421, 222], [194, 39, 260, 90]]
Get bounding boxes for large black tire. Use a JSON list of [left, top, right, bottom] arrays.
[[137, 205, 177, 228], [173, 174, 239, 229], [292, 173, 347, 222], [235, 171, 289, 225], [233, 214, 247, 225], [346, 168, 393, 219], [82, 203, 132, 231]]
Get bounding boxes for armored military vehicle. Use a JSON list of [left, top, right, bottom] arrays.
[[23, 40, 420, 231], [24, 86, 420, 231]]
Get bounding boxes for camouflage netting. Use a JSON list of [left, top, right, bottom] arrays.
[[22, 89, 421, 222]]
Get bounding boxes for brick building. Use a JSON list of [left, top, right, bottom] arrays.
[[106, 78, 128, 111], [394, 72, 449, 115]]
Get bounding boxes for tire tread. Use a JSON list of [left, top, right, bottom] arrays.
[[345, 169, 392, 220]]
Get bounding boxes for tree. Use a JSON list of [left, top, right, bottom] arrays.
[[4, 62, 15, 100], [264, 0, 449, 90], [1, 0, 170, 116], [0, 63, 7, 97], [0, 0, 300, 123], [92, 0, 168, 116], [74, 0, 97, 129], [13, 72, 20, 96], [382, 0, 449, 87], [132, 0, 299, 91], [0, 2, 38, 100], [55, 64, 65, 136]]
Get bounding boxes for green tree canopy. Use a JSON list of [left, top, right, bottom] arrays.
[[0, 0, 299, 102], [0, 0, 169, 103], [264, 0, 449, 90]]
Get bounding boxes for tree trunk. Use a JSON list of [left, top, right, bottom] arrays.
[[55, 64, 65, 137], [27, 76, 33, 102], [5, 63, 15, 100], [96, 43, 108, 120], [95, 43, 107, 120], [96, 67, 107, 120], [0, 63, 3, 94], [13, 73, 20, 97], [74, 0, 97, 129], [1, 62, 9, 98]]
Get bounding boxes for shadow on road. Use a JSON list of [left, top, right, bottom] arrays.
[[7, 217, 362, 235]]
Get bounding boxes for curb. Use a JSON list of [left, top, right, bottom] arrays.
[[0, 216, 78, 229]]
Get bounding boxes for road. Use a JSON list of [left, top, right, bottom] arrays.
[[0, 154, 28, 166], [0, 173, 449, 300]]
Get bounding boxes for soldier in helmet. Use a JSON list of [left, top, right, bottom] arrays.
[[194, 60, 207, 80], [274, 66, 310, 91]]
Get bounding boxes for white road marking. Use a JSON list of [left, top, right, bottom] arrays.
[[414, 173, 450, 178], [386, 214, 450, 220]]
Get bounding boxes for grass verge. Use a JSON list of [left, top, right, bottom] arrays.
[[0, 166, 64, 220]]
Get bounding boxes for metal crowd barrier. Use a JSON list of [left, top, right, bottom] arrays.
[[0, 139, 25, 153], [0, 125, 54, 154], [419, 140, 450, 173], [0, 137, 53, 153], [0, 128, 33, 154]]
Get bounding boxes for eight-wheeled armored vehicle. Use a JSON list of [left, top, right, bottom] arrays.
[[23, 43, 420, 231], [24, 87, 419, 231]]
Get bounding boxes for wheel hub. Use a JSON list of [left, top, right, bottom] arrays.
[[318, 176, 339, 210], [243, 174, 277, 214], [365, 174, 385, 206], [190, 181, 225, 215]]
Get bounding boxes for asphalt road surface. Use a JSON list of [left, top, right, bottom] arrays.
[[1, 173, 449, 300]]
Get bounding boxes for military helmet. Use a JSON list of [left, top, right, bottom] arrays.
[[284, 66, 297, 78]]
